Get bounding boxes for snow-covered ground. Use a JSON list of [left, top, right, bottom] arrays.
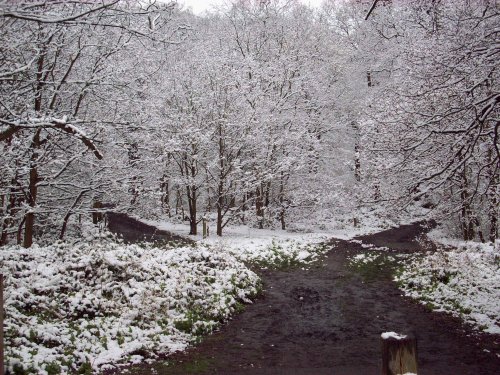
[[7, 213, 495, 374], [395, 229, 500, 335], [142, 211, 396, 267], [143, 219, 332, 268], [0, 241, 260, 374]]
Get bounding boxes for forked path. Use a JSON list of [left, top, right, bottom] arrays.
[[114, 219, 500, 375]]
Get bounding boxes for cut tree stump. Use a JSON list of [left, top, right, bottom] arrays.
[[381, 332, 418, 375]]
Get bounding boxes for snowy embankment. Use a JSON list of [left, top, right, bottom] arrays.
[[395, 231, 500, 335], [0, 242, 260, 374]]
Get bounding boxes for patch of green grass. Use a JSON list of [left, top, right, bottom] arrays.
[[45, 362, 61, 375], [174, 318, 194, 334], [174, 308, 214, 337], [77, 361, 93, 375], [424, 301, 436, 310], [100, 335, 108, 350], [450, 299, 472, 315], [252, 280, 264, 297], [351, 258, 383, 281], [183, 358, 214, 373], [349, 253, 384, 281], [117, 330, 125, 345], [13, 363, 32, 375], [430, 269, 456, 285], [233, 301, 245, 314], [350, 253, 404, 282]]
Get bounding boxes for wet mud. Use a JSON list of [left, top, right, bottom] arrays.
[[111, 219, 500, 375]]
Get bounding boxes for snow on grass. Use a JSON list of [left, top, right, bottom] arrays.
[[143, 219, 331, 268], [288, 205, 406, 240], [348, 241, 395, 268], [204, 233, 330, 269], [0, 241, 260, 374], [350, 252, 380, 265], [395, 240, 500, 334]]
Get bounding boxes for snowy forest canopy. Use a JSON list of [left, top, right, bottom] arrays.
[[0, 0, 498, 247]]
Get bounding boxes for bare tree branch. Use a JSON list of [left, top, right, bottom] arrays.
[[365, 0, 380, 21], [0, 119, 103, 159]]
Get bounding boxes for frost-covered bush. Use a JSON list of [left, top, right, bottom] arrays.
[[396, 242, 499, 334], [0, 242, 260, 374]]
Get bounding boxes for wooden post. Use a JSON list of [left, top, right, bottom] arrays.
[[381, 332, 418, 375], [1, 274, 4, 375], [202, 218, 207, 239]]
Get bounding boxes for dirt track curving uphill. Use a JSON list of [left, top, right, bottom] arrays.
[[109, 219, 500, 375]]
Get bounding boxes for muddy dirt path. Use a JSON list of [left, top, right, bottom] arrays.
[[111, 218, 500, 375], [107, 212, 192, 245]]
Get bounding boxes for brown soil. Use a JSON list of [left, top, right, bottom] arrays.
[[109, 218, 500, 375]]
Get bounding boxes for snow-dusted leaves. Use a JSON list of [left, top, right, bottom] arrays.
[[396, 242, 499, 334], [0, 242, 260, 374]]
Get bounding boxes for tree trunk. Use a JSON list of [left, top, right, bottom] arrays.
[[161, 175, 170, 217], [0, 181, 19, 245], [352, 120, 361, 227], [23, 39, 47, 248], [17, 217, 25, 245], [92, 201, 103, 224], [175, 189, 183, 216], [264, 180, 271, 208], [240, 192, 247, 224], [459, 160, 475, 241], [279, 171, 287, 230], [23, 129, 41, 248], [206, 185, 212, 212], [128, 142, 140, 207], [59, 212, 71, 240], [187, 185, 197, 235], [0, 194, 7, 245], [487, 148, 498, 242], [255, 186, 264, 229], [216, 122, 225, 236], [60, 191, 86, 240], [216, 176, 224, 236]]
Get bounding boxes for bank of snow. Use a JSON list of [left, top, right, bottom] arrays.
[[0, 242, 260, 374], [396, 236, 499, 334], [143, 219, 331, 267]]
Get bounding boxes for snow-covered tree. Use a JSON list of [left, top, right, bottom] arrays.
[[0, 0, 180, 246]]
